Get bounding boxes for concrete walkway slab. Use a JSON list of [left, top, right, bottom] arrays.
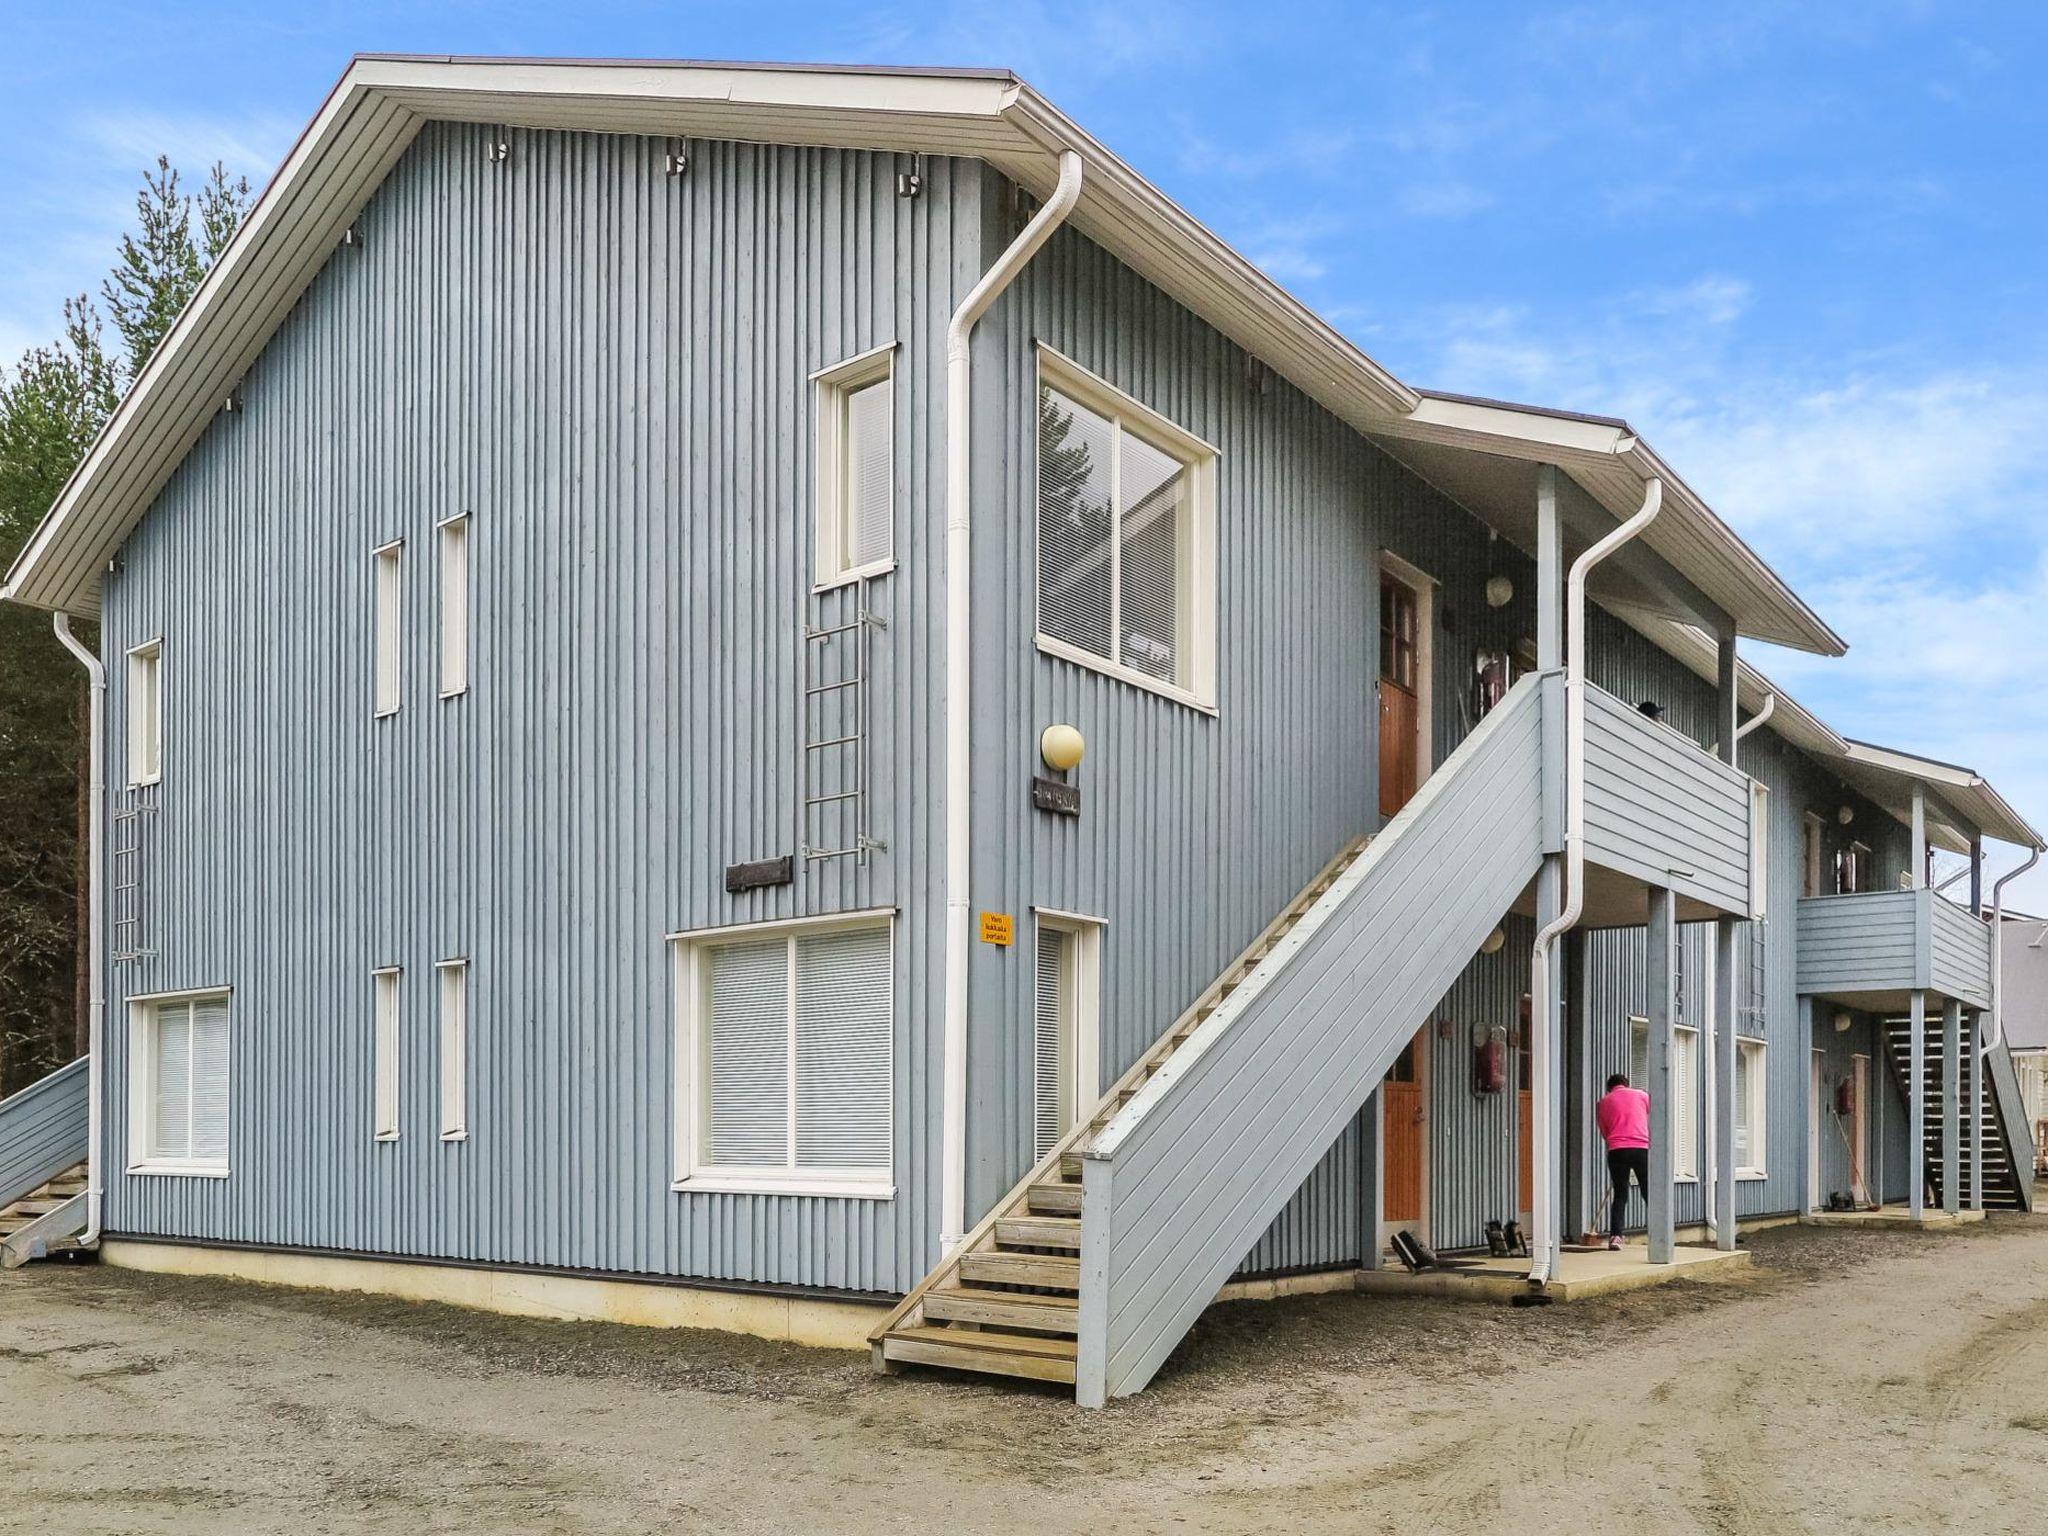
[[1799, 1208, 1985, 1232], [1355, 1243, 1750, 1303]]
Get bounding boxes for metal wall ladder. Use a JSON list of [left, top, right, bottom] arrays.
[[800, 581, 886, 865], [111, 782, 158, 964]]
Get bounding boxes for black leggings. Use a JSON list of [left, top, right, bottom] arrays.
[[1607, 1147, 1649, 1238]]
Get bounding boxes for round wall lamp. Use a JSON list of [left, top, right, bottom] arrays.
[[1833, 1011, 1854, 1034], [1040, 723, 1086, 773], [1479, 926, 1507, 956], [1484, 575, 1515, 609], [1837, 805, 1856, 826]]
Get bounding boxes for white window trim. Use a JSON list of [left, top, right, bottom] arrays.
[[1749, 779, 1771, 920], [372, 966, 401, 1143], [1031, 908, 1105, 1156], [812, 341, 898, 593], [373, 537, 403, 718], [1628, 1016, 1701, 1184], [125, 985, 231, 1178], [437, 957, 469, 1141], [1033, 343, 1219, 711], [670, 907, 896, 1199], [125, 636, 163, 787], [437, 513, 470, 700], [1736, 1037, 1769, 1179]]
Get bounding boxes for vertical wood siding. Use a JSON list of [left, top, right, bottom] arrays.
[[99, 124, 984, 1294]]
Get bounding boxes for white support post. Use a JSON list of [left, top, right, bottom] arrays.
[[1714, 917, 1739, 1249], [1909, 989, 1927, 1220], [1943, 998, 1962, 1215], [1647, 885, 1678, 1263]]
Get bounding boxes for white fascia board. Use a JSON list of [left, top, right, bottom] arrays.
[[1842, 742, 2043, 850]]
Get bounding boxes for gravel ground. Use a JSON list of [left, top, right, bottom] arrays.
[[5, 1216, 2048, 1533]]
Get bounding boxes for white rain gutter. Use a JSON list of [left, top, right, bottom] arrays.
[[1733, 692, 1775, 742], [1986, 849, 2042, 1061], [939, 149, 1084, 1251], [52, 613, 104, 1248], [1528, 477, 1663, 1287]]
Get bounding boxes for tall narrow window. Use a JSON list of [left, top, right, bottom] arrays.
[[1802, 813, 1826, 899], [1735, 1039, 1767, 1174], [1035, 351, 1216, 705], [373, 539, 403, 717], [1032, 915, 1101, 1161], [373, 967, 401, 1141], [1629, 1017, 1700, 1181], [1749, 781, 1771, 919], [438, 959, 468, 1139], [674, 916, 892, 1194], [126, 638, 163, 786], [813, 345, 894, 586], [130, 992, 230, 1174], [438, 514, 470, 698]]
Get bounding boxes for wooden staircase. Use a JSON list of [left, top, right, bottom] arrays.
[[0, 1164, 87, 1259], [1881, 1019, 2028, 1212], [871, 835, 1372, 1387]]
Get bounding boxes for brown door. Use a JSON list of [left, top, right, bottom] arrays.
[[1517, 1042, 1534, 1214], [1383, 1030, 1426, 1226], [1379, 574, 1420, 818]]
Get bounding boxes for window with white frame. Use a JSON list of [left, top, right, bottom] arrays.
[[1735, 1038, 1768, 1175], [1627, 1017, 1700, 1181], [373, 539, 403, 716], [1033, 914, 1101, 1160], [373, 967, 401, 1141], [1035, 349, 1216, 705], [129, 992, 230, 1173], [438, 514, 470, 698], [813, 345, 894, 586], [438, 958, 468, 1139], [1749, 781, 1771, 919], [674, 915, 892, 1194], [126, 638, 162, 785]]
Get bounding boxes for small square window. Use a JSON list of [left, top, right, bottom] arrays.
[[813, 346, 895, 587], [129, 992, 230, 1175], [126, 639, 162, 786]]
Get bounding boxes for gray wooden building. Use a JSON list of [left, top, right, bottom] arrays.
[[1, 56, 2039, 1405]]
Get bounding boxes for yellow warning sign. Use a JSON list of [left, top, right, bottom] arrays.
[[979, 911, 1014, 946]]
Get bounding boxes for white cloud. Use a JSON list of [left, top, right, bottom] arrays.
[[1399, 181, 1493, 220]]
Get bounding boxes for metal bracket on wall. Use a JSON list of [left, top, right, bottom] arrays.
[[341, 220, 364, 248], [664, 138, 690, 177], [486, 127, 509, 164], [897, 154, 924, 199]]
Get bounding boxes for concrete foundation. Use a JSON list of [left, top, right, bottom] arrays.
[[1798, 1208, 1985, 1232], [1354, 1242, 1751, 1304]]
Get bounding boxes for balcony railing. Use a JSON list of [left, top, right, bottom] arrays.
[[1796, 888, 1992, 1008]]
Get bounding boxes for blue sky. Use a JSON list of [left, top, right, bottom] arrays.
[[4, 1, 2045, 898]]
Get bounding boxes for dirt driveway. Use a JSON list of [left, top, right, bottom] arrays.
[[5, 1218, 2048, 1534]]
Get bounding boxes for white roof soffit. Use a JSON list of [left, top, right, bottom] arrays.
[[1609, 605, 1847, 763], [1368, 393, 1845, 657], [2, 53, 1831, 664], [1837, 740, 2044, 854]]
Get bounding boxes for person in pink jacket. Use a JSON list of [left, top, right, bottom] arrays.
[[1596, 1072, 1652, 1251]]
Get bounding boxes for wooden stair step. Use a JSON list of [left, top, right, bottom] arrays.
[[995, 1216, 1082, 1250], [9, 1201, 63, 1217], [921, 1286, 1078, 1334], [958, 1251, 1080, 1291], [881, 1325, 1077, 1384], [1060, 1151, 1084, 1179], [1026, 1181, 1081, 1215]]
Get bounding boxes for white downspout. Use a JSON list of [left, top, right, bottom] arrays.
[[52, 612, 104, 1248], [1986, 848, 2042, 1061], [1528, 477, 1663, 1287], [939, 150, 1083, 1251], [1733, 692, 1774, 742]]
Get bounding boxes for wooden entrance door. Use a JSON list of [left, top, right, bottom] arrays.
[[1378, 574, 1420, 818], [1383, 1029, 1426, 1228], [1517, 1040, 1534, 1215]]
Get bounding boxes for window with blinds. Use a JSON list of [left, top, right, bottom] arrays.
[[132, 993, 230, 1173], [373, 539, 402, 717], [438, 514, 470, 698], [1735, 1039, 1767, 1174], [125, 639, 163, 785], [1035, 352, 1214, 703], [814, 346, 895, 586], [678, 918, 892, 1193]]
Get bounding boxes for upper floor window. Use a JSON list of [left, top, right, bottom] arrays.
[[672, 914, 893, 1197], [438, 514, 470, 698], [126, 638, 162, 785], [373, 539, 403, 717], [1802, 813, 1826, 899], [1035, 348, 1217, 708], [129, 991, 230, 1176], [813, 345, 895, 587], [1838, 841, 1872, 895]]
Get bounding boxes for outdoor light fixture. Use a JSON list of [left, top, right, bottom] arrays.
[[1834, 1011, 1854, 1034], [1480, 926, 1507, 955], [1040, 723, 1085, 773], [1485, 575, 1514, 609], [1838, 805, 1856, 826]]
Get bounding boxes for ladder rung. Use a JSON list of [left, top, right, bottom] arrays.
[[804, 734, 860, 751], [805, 790, 860, 806], [805, 678, 860, 696]]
